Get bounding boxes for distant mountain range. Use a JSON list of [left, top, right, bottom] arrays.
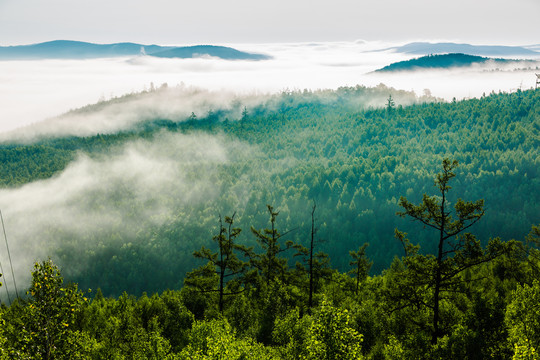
[[374, 53, 538, 72], [0, 40, 271, 60], [384, 42, 539, 56]]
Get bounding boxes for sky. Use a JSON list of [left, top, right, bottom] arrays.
[[0, 0, 539, 46]]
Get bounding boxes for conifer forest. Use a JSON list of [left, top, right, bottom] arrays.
[[0, 85, 539, 359]]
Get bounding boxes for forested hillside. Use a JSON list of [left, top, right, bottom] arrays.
[[0, 85, 538, 297], [0, 86, 539, 359], [0, 166, 538, 359], [374, 53, 537, 72]]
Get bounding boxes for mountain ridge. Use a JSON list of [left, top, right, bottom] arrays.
[[383, 42, 539, 56], [0, 40, 271, 60]]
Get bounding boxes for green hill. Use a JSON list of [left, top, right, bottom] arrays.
[[0, 85, 538, 297], [375, 53, 533, 72], [150, 45, 271, 60]]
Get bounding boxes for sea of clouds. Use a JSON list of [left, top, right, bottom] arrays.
[[1, 40, 538, 134]]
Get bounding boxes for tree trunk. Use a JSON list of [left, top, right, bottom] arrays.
[[432, 191, 446, 344], [309, 204, 315, 310]]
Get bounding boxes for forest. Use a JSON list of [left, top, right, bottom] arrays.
[[0, 85, 538, 358], [374, 53, 538, 72]]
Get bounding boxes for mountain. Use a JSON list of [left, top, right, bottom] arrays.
[[0, 40, 270, 60], [0, 40, 164, 59], [150, 45, 271, 60], [374, 53, 537, 72], [385, 42, 539, 56]]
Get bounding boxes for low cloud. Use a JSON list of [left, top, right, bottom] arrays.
[[364, 62, 540, 101], [1, 84, 269, 142], [1, 41, 538, 136], [0, 131, 255, 298]]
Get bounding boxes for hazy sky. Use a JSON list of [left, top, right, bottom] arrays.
[[0, 0, 538, 45]]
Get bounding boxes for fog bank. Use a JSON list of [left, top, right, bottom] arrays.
[[2, 41, 538, 134]]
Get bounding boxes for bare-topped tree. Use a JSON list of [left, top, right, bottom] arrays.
[[185, 212, 251, 313], [251, 205, 297, 287]]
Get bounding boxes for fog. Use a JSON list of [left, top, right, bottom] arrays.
[[1, 40, 538, 134], [1, 84, 271, 142], [0, 131, 256, 298]]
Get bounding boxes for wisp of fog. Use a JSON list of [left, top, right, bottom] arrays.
[[0, 131, 256, 299], [0, 84, 270, 142]]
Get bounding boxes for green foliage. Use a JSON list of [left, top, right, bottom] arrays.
[[0, 209, 534, 359], [250, 205, 295, 288], [348, 243, 372, 295], [0, 87, 538, 297], [375, 53, 520, 72], [185, 213, 250, 313], [0, 86, 538, 358], [76, 290, 192, 359], [0, 316, 9, 360], [272, 308, 311, 359], [524, 224, 540, 279], [512, 339, 539, 360], [1, 259, 92, 359], [394, 159, 509, 344], [291, 202, 333, 311], [303, 298, 363, 360], [506, 280, 540, 359], [179, 318, 278, 359], [383, 336, 406, 360]]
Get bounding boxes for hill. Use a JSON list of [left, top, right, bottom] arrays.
[[0, 40, 270, 60], [374, 53, 533, 72], [150, 45, 271, 60], [0, 86, 538, 298], [385, 42, 539, 56]]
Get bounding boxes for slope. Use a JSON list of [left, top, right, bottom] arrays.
[[0, 86, 537, 297]]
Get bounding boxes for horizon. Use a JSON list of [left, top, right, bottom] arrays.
[[1, 38, 539, 48]]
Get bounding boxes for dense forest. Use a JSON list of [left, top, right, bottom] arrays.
[[0, 85, 538, 358], [0, 164, 538, 359], [374, 53, 538, 72]]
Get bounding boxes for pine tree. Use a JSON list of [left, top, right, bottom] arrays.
[[349, 243, 372, 296], [185, 213, 250, 313], [395, 158, 508, 344], [250, 205, 296, 287], [292, 203, 332, 311]]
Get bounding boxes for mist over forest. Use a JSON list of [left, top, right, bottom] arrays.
[[1, 40, 539, 133], [0, 39, 539, 359], [0, 83, 537, 299]]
